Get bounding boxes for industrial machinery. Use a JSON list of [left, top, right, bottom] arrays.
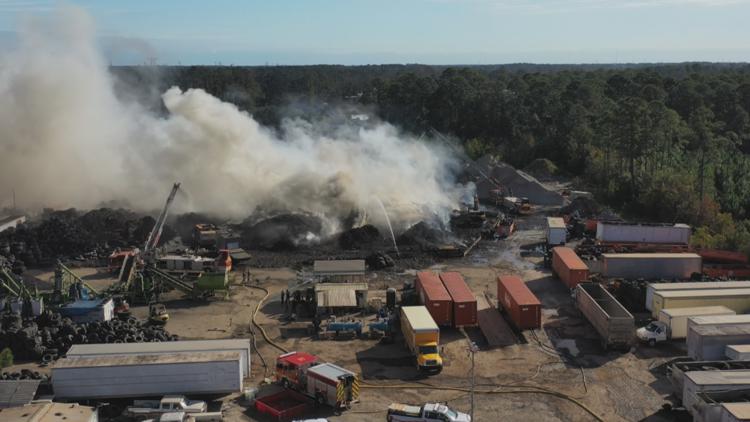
[[149, 303, 169, 325]]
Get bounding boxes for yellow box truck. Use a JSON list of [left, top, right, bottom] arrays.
[[401, 306, 442, 373]]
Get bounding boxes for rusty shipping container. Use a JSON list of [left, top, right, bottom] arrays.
[[439, 272, 478, 327], [416, 271, 452, 326], [497, 276, 541, 330], [552, 247, 589, 288]]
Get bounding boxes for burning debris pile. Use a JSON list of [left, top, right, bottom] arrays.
[[338, 225, 381, 250], [0, 310, 177, 362], [398, 221, 467, 257], [0, 209, 168, 268], [239, 213, 324, 251]]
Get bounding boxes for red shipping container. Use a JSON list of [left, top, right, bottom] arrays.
[[552, 247, 589, 288], [497, 275, 541, 330], [439, 272, 478, 327], [415, 271, 452, 326]]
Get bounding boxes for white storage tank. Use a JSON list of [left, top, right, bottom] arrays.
[[52, 351, 243, 399], [546, 217, 567, 246], [602, 253, 702, 280], [596, 222, 691, 245]]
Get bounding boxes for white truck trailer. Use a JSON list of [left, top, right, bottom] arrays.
[[645, 281, 750, 312], [546, 217, 566, 246], [387, 402, 471, 422], [52, 351, 243, 399], [636, 306, 735, 345]]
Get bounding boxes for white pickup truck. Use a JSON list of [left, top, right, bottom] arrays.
[[125, 395, 207, 418], [144, 412, 223, 422], [387, 403, 471, 422]]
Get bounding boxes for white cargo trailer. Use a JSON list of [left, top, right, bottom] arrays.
[[546, 217, 566, 246], [645, 281, 750, 311], [726, 345, 750, 361], [688, 325, 750, 361], [596, 222, 691, 245], [683, 371, 750, 417], [651, 290, 750, 318], [66, 339, 251, 377], [602, 253, 702, 280], [688, 315, 750, 331], [720, 403, 750, 422], [52, 351, 242, 399]]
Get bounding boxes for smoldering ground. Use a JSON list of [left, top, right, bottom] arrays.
[[0, 6, 470, 239]]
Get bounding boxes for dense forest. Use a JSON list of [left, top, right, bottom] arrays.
[[114, 63, 750, 255]]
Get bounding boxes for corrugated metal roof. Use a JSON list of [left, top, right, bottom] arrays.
[[547, 217, 566, 229], [0, 380, 39, 408], [313, 260, 365, 275], [439, 272, 476, 304], [53, 351, 241, 369], [0, 402, 96, 422], [314, 283, 368, 292], [658, 289, 750, 299], [660, 306, 734, 317], [316, 289, 357, 307], [307, 362, 355, 380], [401, 306, 438, 331], [686, 370, 750, 385], [67, 339, 250, 356], [416, 271, 451, 301], [723, 403, 750, 419], [602, 253, 701, 259]]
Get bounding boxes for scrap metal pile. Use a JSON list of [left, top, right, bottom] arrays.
[[0, 310, 177, 362]]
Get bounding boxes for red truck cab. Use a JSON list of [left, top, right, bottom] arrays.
[[275, 351, 318, 389]]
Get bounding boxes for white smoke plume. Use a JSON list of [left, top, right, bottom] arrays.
[[0, 6, 467, 235]]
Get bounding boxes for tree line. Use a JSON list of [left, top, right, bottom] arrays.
[[113, 63, 750, 254]]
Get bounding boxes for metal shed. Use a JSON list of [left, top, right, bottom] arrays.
[[315, 283, 368, 309], [66, 339, 251, 377], [313, 260, 366, 283], [0, 380, 39, 408]]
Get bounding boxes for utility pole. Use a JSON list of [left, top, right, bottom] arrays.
[[469, 341, 478, 421]]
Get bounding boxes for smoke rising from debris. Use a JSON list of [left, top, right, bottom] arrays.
[[0, 6, 467, 235]]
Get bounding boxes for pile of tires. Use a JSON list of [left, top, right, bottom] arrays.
[[0, 310, 178, 362]]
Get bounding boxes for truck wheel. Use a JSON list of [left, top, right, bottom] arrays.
[[316, 393, 326, 406], [282, 378, 290, 389], [648, 339, 656, 347]]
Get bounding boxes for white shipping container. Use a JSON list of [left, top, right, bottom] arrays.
[[52, 351, 242, 399], [683, 371, 750, 417], [721, 403, 750, 422], [687, 325, 750, 361], [726, 345, 750, 360], [596, 222, 691, 245], [646, 281, 750, 311], [658, 306, 736, 340], [602, 253, 702, 280], [688, 315, 750, 331], [66, 339, 252, 377], [546, 217, 567, 246]]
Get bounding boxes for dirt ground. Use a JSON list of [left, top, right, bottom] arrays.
[[5, 213, 685, 422]]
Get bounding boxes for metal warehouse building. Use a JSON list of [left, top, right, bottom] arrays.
[[313, 260, 366, 282]]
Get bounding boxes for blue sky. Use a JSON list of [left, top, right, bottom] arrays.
[[1, 0, 749, 64]]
